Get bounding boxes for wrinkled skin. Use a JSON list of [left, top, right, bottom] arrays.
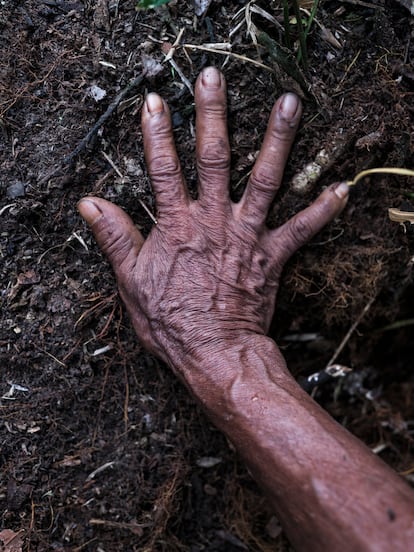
[[78, 69, 414, 552], [78, 67, 348, 377]]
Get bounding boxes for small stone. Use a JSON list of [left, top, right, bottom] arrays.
[[124, 158, 143, 177], [172, 112, 183, 128], [196, 456, 222, 468], [203, 483, 217, 496], [6, 181, 26, 198], [266, 516, 282, 539], [88, 84, 107, 102]]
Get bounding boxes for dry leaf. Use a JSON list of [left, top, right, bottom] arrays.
[[299, 0, 315, 8], [93, 0, 110, 31], [17, 270, 40, 286], [395, 0, 414, 15], [141, 54, 163, 78], [194, 0, 212, 17], [0, 529, 24, 552]]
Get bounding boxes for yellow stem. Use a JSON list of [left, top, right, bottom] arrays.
[[347, 167, 414, 186]]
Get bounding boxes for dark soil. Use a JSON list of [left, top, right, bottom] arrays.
[[1, 1, 413, 550]]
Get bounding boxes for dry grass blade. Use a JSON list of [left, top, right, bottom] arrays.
[[388, 208, 414, 225], [182, 43, 272, 71]]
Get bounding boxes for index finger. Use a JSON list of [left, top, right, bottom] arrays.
[[235, 93, 302, 229], [142, 93, 189, 221]]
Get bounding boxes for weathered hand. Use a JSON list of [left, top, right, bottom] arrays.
[[78, 67, 348, 380]]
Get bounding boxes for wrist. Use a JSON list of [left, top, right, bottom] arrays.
[[166, 333, 293, 414]]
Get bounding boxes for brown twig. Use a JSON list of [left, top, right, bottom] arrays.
[[89, 518, 144, 535], [326, 296, 376, 368], [38, 71, 147, 185]]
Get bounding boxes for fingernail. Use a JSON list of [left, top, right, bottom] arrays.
[[77, 199, 103, 225], [201, 67, 221, 89], [333, 182, 350, 200], [279, 93, 300, 122], [145, 93, 164, 115]]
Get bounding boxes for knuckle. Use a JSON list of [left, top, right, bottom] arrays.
[[270, 123, 294, 144], [289, 215, 312, 245], [198, 138, 230, 171], [200, 102, 227, 120], [147, 113, 172, 136], [100, 226, 131, 263], [149, 155, 181, 180], [94, 223, 133, 272], [249, 166, 277, 198]]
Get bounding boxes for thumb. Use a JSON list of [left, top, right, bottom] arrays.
[[78, 197, 145, 277]]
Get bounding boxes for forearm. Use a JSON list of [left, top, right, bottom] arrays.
[[169, 336, 414, 551]]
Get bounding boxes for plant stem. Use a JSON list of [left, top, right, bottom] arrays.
[[305, 0, 319, 40], [282, 0, 292, 50], [347, 167, 414, 186], [292, 0, 308, 70]]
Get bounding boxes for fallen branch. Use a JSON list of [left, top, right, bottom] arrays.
[[38, 71, 147, 185]]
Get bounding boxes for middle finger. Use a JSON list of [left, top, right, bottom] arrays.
[[195, 67, 231, 208]]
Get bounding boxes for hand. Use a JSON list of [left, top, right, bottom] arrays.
[[78, 67, 348, 381]]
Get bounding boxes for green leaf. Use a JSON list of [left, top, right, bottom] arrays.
[[136, 0, 170, 10]]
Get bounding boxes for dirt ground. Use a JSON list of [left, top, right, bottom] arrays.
[[1, 1, 413, 550]]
